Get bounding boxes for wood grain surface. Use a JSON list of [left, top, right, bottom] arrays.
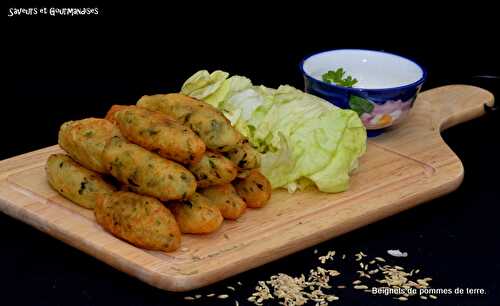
[[0, 85, 494, 292]]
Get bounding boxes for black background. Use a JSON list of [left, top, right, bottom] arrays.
[[4, 3, 499, 306]]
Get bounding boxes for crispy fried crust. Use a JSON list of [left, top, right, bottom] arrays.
[[169, 193, 223, 234], [58, 118, 122, 173], [199, 184, 246, 220], [113, 105, 205, 164], [95, 191, 181, 252], [102, 136, 196, 201], [104, 105, 130, 125], [188, 151, 238, 188], [46, 154, 116, 209], [233, 169, 272, 208], [137, 93, 241, 152]]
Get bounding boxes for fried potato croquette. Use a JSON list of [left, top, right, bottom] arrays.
[[95, 191, 181, 252], [233, 169, 272, 208], [112, 105, 205, 164], [102, 136, 196, 201], [137, 93, 241, 152], [188, 151, 238, 188], [225, 141, 261, 170], [104, 104, 129, 125], [58, 118, 122, 173], [46, 154, 116, 209], [169, 193, 223, 234], [199, 184, 246, 220]]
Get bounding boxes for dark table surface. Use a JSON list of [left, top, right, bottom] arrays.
[[5, 4, 499, 306]]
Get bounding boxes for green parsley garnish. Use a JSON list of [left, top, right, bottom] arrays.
[[322, 68, 358, 87]]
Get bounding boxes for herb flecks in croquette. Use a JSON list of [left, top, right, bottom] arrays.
[[78, 178, 89, 195]]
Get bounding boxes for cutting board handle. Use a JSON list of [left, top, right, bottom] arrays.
[[417, 84, 495, 131]]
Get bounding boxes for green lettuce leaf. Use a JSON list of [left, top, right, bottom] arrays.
[[181, 70, 367, 193], [181, 70, 226, 98]]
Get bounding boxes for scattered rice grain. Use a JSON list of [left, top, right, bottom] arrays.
[[354, 285, 369, 290], [329, 270, 340, 276], [387, 249, 408, 257], [327, 295, 339, 301], [318, 250, 335, 264], [357, 270, 371, 278]]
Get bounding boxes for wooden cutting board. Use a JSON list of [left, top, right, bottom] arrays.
[[0, 85, 494, 292]]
